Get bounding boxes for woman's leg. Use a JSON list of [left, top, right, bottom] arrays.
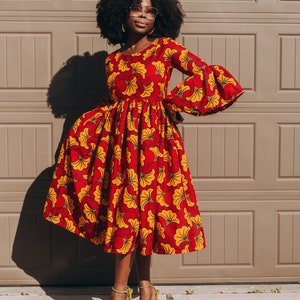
[[111, 253, 135, 300], [135, 252, 156, 300]]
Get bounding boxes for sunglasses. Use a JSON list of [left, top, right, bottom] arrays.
[[129, 4, 159, 20]]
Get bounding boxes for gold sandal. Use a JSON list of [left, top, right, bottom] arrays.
[[139, 284, 159, 300], [112, 286, 133, 300]]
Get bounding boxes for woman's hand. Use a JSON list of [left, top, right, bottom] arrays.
[[167, 110, 184, 124]]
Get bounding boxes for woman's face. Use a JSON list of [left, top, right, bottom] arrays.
[[126, 0, 157, 36]]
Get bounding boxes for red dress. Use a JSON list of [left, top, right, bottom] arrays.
[[43, 37, 244, 255]]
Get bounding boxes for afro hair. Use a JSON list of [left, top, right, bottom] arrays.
[[96, 0, 184, 46]]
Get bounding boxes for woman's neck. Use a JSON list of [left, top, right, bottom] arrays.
[[122, 36, 153, 54]]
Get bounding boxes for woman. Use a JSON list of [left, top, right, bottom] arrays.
[[43, 0, 244, 299]]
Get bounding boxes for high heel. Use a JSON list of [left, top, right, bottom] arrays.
[[139, 284, 159, 300], [112, 286, 133, 300]]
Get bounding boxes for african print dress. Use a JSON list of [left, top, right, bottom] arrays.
[[43, 37, 244, 255]]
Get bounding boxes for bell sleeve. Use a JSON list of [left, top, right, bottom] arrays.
[[164, 39, 244, 116]]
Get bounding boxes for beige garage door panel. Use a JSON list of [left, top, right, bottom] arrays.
[[0, 0, 97, 11], [152, 199, 300, 283]]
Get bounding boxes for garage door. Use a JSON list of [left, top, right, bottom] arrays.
[[0, 0, 299, 285]]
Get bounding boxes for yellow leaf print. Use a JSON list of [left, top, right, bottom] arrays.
[[174, 139, 183, 151], [137, 100, 143, 113], [78, 185, 90, 202], [83, 203, 97, 223], [126, 150, 132, 163], [147, 210, 155, 228], [140, 228, 152, 243], [157, 167, 166, 184], [143, 107, 151, 124], [68, 136, 79, 147], [127, 169, 138, 191], [128, 219, 139, 234], [195, 231, 205, 250], [107, 210, 113, 223], [47, 187, 57, 205], [104, 116, 113, 132], [123, 76, 138, 96], [46, 213, 61, 225], [173, 187, 185, 209], [163, 48, 177, 61], [105, 226, 115, 245], [208, 72, 216, 90], [107, 71, 120, 88], [119, 236, 133, 254], [185, 193, 195, 207], [140, 247, 147, 256], [64, 156, 71, 176], [62, 194, 74, 213], [175, 83, 190, 98], [118, 59, 130, 72], [141, 82, 154, 98], [141, 128, 155, 143], [214, 65, 225, 75], [94, 185, 102, 204], [192, 62, 204, 80], [184, 208, 193, 226], [205, 89, 221, 110], [140, 150, 146, 167], [179, 49, 191, 71], [140, 188, 153, 211], [166, 103, 180, 113], [128, 134, 139, 150], [160, 243, 176, 254], [72, 155, 90, 171], [143, 43, 160, 60], [166, 128, 174, 140], [152, 61, 165, 76], [127, 115, 138, 132], [131, 62, 147, 78], [167, 171, 182, 187], [181, 153, 189, 172], [156, 223, 166, 238], [112, 172, 125, 187], [158, 210, 180, 225], [191, 215, 203, 228], [95, 146, 106, 163], [217, 73, 237, 87], [71, 117, 82, 133], [64, 218, 76, 233], [95, 121, 104, 134], [116, 209, 129, 228], [186, 86, 204, 103], [140, 169, 155, 187], [149, 146, 162, 161], [124, 187, 138, 209], [174, 226, 190, 246], [57, 146, 65, 164], [156, 185, 169, 207], [158, 82, 166, 97], [182, 245, 190, 254], [113, 144, 122, 161], [79, 128, 90, 149], [163, 149, 172, 165], [112, 188, 123, 207], [221, 97, 233, 106]]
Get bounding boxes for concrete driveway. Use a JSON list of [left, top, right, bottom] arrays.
[[0, 284, 300, 300]]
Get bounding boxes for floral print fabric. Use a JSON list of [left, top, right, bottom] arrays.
[[43, 37, 243, 255]]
